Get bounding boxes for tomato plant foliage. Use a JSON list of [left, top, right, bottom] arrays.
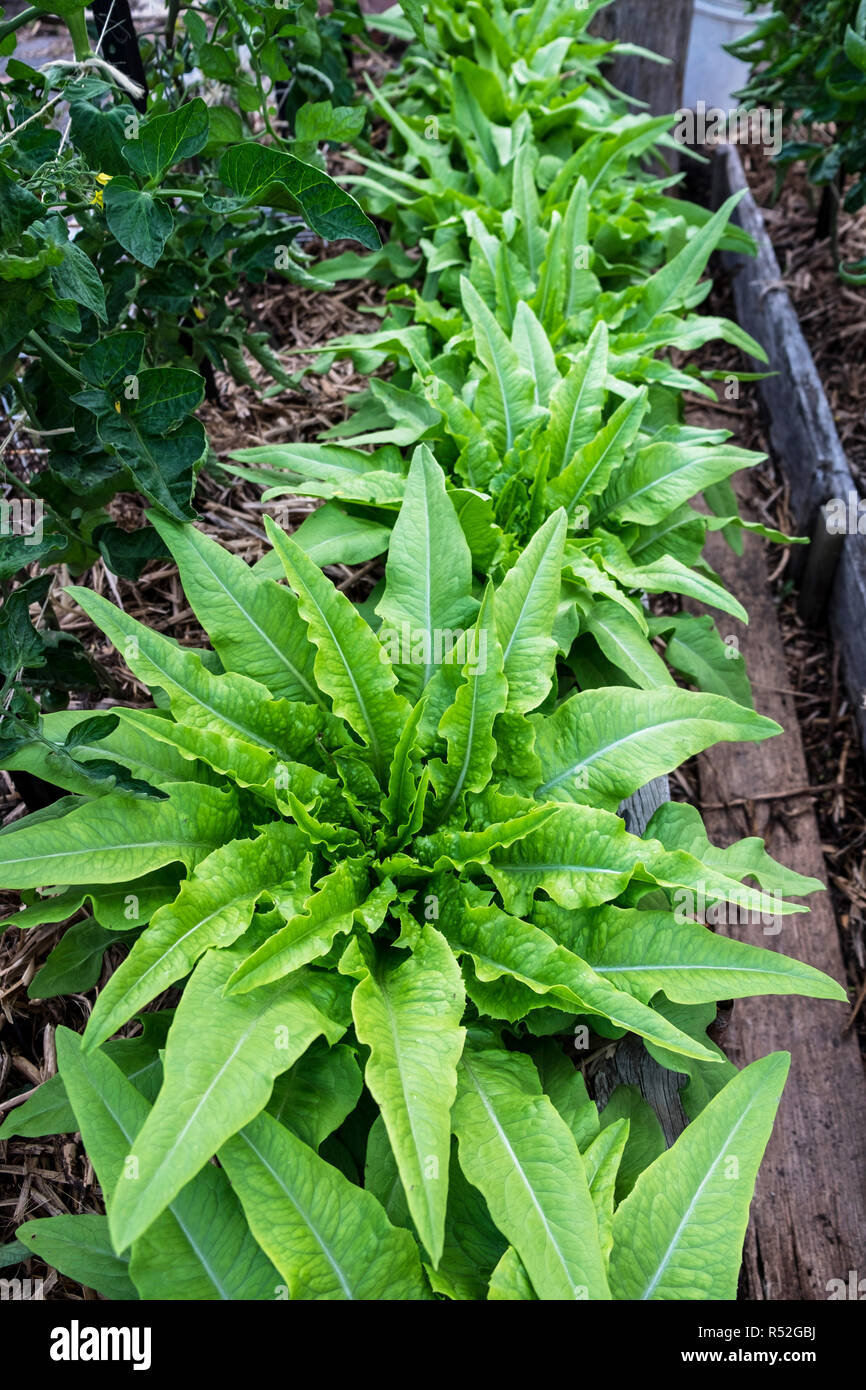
[[0, 0, 376, 746], [731, 0, 866, 281]]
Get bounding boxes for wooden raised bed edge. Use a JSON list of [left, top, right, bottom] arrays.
[[712, 143, 866, 761], [602, 777, 688, 1147]]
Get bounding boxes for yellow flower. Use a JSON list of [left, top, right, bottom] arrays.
[[91, 172, 113, 210]]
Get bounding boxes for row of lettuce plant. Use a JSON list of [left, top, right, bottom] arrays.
[[0, 0, 846, 1300], [227, 0, 797, 707], [0, 0, 378, 725]]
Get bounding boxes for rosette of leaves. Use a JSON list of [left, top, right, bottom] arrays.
[[288, 176, 763, 404], [0, 458, 842, 1298], [224, 1, 793, 704], [227, 304, 794, 708]]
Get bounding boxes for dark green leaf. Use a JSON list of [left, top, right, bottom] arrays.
[[104, 178, 173, 268]]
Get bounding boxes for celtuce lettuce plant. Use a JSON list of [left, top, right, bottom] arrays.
[[231, 293, 792, 705], [0, 461, 842, 1299]]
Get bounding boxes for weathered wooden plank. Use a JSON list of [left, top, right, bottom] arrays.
[[829, 535, 866, 761], [592, 0, 695, 115], [685, 497, 866, 1301], [591, 1035, 688, 1148], [618, 775, 670, 836], [797, 504, 846, 627], [592, 778, 687, 1144]]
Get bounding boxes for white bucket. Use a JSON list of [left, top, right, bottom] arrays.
[[682, 0, 770, 111]]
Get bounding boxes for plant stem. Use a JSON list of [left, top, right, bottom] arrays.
[[0, 6, 39, 44], [151, 187, 206, 200], [165, 0, 181, 49], [0, 93, 62, 149], [65, 6, 92, 61], [222, 0, 282, 145], [25, 332, 87, 384]]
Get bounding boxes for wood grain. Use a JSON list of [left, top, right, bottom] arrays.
[[618, 775, 670, 837], [592, 0, 694, 115], [592, 1035, 688, 1149]]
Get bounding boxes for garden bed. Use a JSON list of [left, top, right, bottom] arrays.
[[1, 0, 864, 1313]]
